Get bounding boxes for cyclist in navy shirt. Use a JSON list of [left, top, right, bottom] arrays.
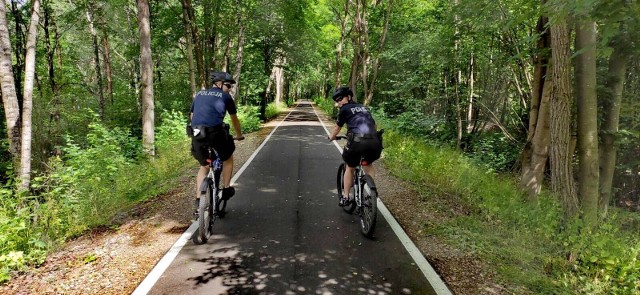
[[328, 87, 382, 206], [190, 72, 244, 210]]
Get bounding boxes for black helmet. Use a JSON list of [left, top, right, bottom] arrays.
[[224, 72, 236, 84], [209, 71, 227, 83], [332, 86, 353, 102]]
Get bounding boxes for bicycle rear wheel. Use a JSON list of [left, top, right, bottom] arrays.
[[337, 163, 355, 213], [196, 178, 213, 243], [359, 175, 378, 238], [213, 168, 227, 218]]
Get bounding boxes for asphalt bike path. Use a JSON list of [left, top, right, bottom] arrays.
[[140, 102, 444, 295]]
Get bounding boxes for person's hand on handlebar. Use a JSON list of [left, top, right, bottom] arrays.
[[327, 135, 337, 142]]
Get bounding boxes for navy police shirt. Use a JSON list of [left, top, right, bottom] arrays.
[[336, 102, 376, 135], [190, 87, 237, 127]]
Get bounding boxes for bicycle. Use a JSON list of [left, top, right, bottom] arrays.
[[192, 147, 227, 245], [335, 135, 379, 238]]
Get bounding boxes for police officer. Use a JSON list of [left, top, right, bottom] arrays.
[[190, 71, 244, 213], [328, 87, 382, 206]]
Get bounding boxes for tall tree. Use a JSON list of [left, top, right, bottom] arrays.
[[19, 0, 41, 190], [520, 11, 551, 199], [0, 1, 21, 163], [575, 19, 599, 225], [334, 0, 349, 88], [102, 32, 114, 104], [599, 32, 628, 216], [230, 0, 245, 99], [181, 0, 205, 89], [86, 2, 105, 120], [10, 1, 24, 104], [137, 0, 155, 156], [180, 0, 196, 97], [550, 14, 578, 217], [363, 0, 394, 106]]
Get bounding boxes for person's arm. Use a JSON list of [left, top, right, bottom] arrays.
[[329, 106, 345, 141], [328, 125, 341, 141], [229, 114, 244, 140]]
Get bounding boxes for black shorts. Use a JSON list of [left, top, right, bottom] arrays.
[[342, 134, 382, 168], [191, 125, 235, 166]]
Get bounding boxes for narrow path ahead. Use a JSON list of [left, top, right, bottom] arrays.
[[141, 102, 444, 294]]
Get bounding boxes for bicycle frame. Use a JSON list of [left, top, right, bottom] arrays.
[[353, 163, 365, 208], [206, 148, 223, 211]]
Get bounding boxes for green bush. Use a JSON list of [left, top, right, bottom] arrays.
[[226, 105, 261, 133], [265, 102, 286, 120], [0, 110, 193, 283], [468, 132, 521, 173], [378, 125, 640, 294], [313, 97, 337, 118]]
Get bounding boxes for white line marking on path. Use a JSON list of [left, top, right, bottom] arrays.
[[132, 107, 297, 295], [311, 103, 453, 295]]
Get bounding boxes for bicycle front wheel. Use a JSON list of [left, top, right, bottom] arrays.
[[359, 175, 378, 238], [197, 178, 213, 243], [337, 163, 355, 213]]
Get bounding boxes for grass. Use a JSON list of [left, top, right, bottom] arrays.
[[377, 127, 640, 294]]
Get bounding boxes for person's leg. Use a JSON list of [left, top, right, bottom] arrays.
[[362, 164, 375, 178], [194, 165, 209, 215], [215, 130, 236, 200], [222, 155, 233, 188], [196, 165, 210, 198], [343, 165, 356, 200]]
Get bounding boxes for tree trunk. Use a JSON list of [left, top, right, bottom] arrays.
[[125, 5, 141, 106], [520, 12, 550, 199], [102, 33, 113, 104], [335, 0, 349, 88], [181, 0, 204, 89], [453, 0, 463, 149], [550, 19, 578, 217], [180, 0, 196, 97], [360, 0, 369, 105], [43, 1, 62, 127], [0, 2, 21, 163], [231, 0, 244, 100], [575, 20, 599, 226], [19, 0, 40, 191], [86, 3, 105, 120], [467, 52, 475, 131], [348, 0, 362, 98], [222, 36, 232, 72], [364, 0, 394, 106], [522, 69, 552, 199], [204, 0, 214, 72], [274, 58, 285, 107], [10, 1, 24, 104], [43, 1, 58, 101], [137, 0, 155, 156], [599, 35, 627, 216]]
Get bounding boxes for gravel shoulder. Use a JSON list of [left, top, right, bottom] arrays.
[[1, 104, 506, 295]]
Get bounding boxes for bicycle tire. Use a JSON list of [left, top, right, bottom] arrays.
[[213, 168, 227, 218], [359, 175, 378, 238], [197, 178, 213, 243], [336, 163, 356, 213]]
